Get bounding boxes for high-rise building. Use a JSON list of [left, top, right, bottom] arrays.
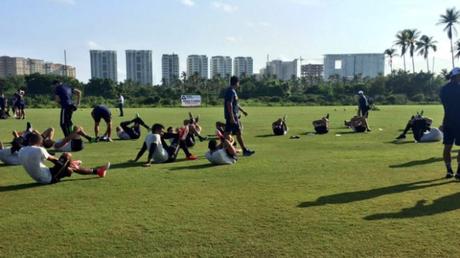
[[27, 59, 45, 74], [125, 50, 153, 85], [324, 53, 384, 79], [90, 50, 118, 81], [210, 56, 232, 78], [266, 59, 299, 81], [301, 64, 324, 78], [44, 63, 76, 78], [0, 56, 28, 77], [161, 54, 180, 85], [233, 57, 253, 77], [187, 55, 208, 79], [0, 56, 76, 78]]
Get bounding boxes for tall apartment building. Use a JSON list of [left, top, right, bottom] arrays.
[[210, 56, 232, 78], [125, 50, 153, 85], [301, 64, 324, 78], [45, 63, 76, 78], [0, 56, 76, 78], [266, 59, 299, 81], [233, 57, 253, 77], [161, 54, 180, 85], [187, 55, 208, 79], [90, 50, 118, 81], [324, 53, 384, 79]]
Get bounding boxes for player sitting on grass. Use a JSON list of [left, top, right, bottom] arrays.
[[0, 140, 21, 165], [396, 112, 434, 141], [133, 124, 198, 167], [344, 116, 369, 133], [205, 138, 237, 165], [18, 133, 109, 184], [183, 112, 208, 147], [313, 114, 330, 135], [40, 126, 94, 152], [116, 114, 150, 140], [91, 105, 113, 142], [11, 122, 56, 149], [272, 115, 288, 136]]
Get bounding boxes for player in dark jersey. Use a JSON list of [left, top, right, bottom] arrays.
[[91, 105, 113, 142], [54, 80, 81, 137]]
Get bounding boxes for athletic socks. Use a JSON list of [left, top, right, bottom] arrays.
[[446, 162, 453, 172]]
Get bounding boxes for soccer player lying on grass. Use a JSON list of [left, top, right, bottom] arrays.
[[91, 105, 113, 142], [18, 133, 109, 184], [205, 139, 237, 165], [0, 140, 21, 165], [116, 113, 150, 140], [344, 116, 369, 133], [133, 124, 198, 167], [313, 114, 330, 135], [40, 126, 94, 152], [272, 115, 288, 136], [11, 122, 55, 149]]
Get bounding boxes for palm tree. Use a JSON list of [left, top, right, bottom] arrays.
[[416, 35, 438, 72], [395, 30, 409, 71], [405, 29, 420, 73], [438, 7, 460, 68], [456, 40, 460, 60], [384, 48, 397, 72]]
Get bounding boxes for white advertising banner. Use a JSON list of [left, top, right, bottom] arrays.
[[181, 95, 202, 107]]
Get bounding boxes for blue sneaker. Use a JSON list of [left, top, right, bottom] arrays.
[[243, 149, 255, 157]]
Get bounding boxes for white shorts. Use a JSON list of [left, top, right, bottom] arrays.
[[118, 130, 131, 140], [206, 149, 236, 165], [0, 148, 20, 165], [54, 140, 72, 152]]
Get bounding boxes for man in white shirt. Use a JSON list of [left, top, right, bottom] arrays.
[[205, 138, 237, 165], [133, 124, 170, 167], [118, 94, 125, 117], [0, 140, 20, 165], [18, 133, 110, 184]]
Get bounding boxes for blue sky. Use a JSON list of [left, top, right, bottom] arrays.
[[1, 0, 459, 83]]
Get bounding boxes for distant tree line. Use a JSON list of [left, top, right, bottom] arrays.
[[0, 70, 449, 108]]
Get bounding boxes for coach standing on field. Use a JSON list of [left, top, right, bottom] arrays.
[[440, 68, 460, 179], [224, 76, 255, 157], [53, 80, 81, 137]]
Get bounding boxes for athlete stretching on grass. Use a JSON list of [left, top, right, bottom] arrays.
[[116, 114, 150, 140], [272, 115, 288, 136], [224, 76, 254, 157], [18, 133, 109, 184], [440, 67, 460, 179], [313, 114, 330, 135]]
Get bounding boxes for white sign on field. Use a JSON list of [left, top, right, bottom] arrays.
[[181, 95, 202, 107]]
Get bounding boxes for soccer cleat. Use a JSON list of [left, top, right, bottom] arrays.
[[446, 171, 454, 179], [96, 162, 111, 177], [396, 134, 406, 140], [243, 149, 255, 157], [455, 173, 460, 180], [186, 155, 198, 161]]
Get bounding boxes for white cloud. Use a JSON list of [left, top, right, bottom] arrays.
[[87, 41, 102, 49], [212, 1, 238, 13], [181, 0, 195, 7], [225, 36, 237, 42], [48, 0, 76, 5]]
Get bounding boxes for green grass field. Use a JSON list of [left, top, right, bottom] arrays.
[[1, 105, 458, 257]]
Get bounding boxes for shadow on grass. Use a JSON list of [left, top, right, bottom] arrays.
[[335, 131, 365, 135], [389, 157, 443, 168], [297, 178, 452, 208], [385, 140, 414, 145], [110, 158, 192, 170], [255, 134, 277, 138], [0, 182, 42, 192], [365, 190, 460, 220], [169, 163, 217, 171]]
